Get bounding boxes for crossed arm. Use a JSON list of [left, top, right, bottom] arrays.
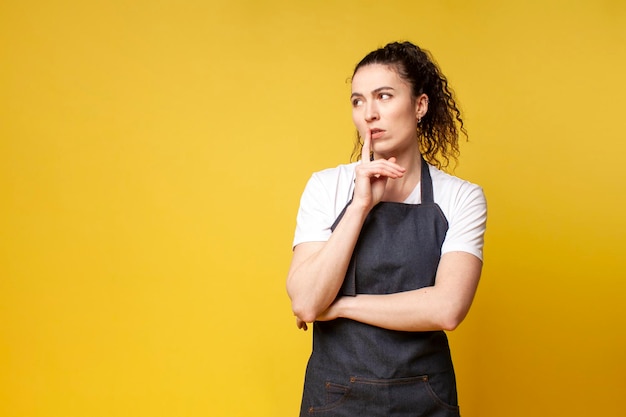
[[315, 250, 482, 331], [286, 173, 483, 333], [286, 132, 483, 332], [288, 236, 482, 332]]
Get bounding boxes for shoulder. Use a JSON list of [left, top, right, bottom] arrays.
[[309, 162, 359, 189], [429, 165, 487, 260], [429, 165, 485, 208], [302, 162, 359, 208], [293, 162, 359, 248]]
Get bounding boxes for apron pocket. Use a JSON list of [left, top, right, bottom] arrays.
[[349, 375, 460, 416], [419, 375, 460, 413], [307, 381, 351, 414]]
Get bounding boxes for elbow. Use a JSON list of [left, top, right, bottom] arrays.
[[436, 294, 474, 331], [439, 309, 467, 332], [440, 318, 461, 332], [290, 299, 319, 324], [287, 287, 317, 324], [295, 311, 318, 324]]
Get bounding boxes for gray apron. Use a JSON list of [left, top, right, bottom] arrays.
[[299, 160, 461, 417]]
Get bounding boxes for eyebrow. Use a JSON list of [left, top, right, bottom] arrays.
[[350, 86, 395, 99]]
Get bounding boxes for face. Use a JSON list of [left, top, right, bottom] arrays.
[[351, 64, 426, 158]]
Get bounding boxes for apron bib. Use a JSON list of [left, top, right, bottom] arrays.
[[300, 160, 461, 417]]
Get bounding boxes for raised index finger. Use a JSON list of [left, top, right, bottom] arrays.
[[361, 129, 371, 164]]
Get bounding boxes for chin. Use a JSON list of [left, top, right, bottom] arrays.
[[371, 145, 394, 158]]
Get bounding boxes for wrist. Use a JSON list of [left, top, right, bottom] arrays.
[[346, 199, 372, 218], [337, 295, 356, 319]]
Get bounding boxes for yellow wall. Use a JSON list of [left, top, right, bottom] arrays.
[[2, 1, 625, 416]]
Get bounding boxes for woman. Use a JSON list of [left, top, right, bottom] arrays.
[[287, 41, 486, 417]]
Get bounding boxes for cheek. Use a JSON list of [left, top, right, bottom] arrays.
[[396, 108, 418, 129]]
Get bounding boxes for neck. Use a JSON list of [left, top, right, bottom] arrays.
[[377, 151, 423, 202]]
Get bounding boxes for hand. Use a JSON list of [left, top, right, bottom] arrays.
[[295, 316, 308, 331], [353, 130, 405, 209], [315, 297, 345, 322], [294, 297, 345, 331]]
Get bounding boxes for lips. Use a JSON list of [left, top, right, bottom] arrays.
[[370, 128, 385, 140]]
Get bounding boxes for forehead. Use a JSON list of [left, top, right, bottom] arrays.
[[351, 63, 410, 93]]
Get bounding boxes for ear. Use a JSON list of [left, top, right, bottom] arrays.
[[415, 93, 429, 121]]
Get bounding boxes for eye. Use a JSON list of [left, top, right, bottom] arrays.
[[351, 97, 363, 107], [378, 92, 392, 100]]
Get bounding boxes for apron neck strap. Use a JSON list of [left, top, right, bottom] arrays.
[[420, 157, 434, 204]]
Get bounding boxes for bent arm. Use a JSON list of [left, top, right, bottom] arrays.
[[286, 201, 370, 323], [320, 251, 482, 331], [287, 131, 407, 324]]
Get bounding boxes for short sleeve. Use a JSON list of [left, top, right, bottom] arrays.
[[440, 184, 487, 261], [291, 163, 357, 249], [292, 173, 335, 248]]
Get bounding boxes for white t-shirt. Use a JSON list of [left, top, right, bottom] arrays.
[[293, 161, 487, 261]]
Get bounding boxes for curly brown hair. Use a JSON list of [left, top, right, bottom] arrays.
[[350, 41, 467, 170]]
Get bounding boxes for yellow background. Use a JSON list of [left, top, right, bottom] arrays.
[[2, 1, 625, 416]]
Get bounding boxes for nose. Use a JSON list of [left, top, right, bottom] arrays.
[[364, 101, 379, 122]]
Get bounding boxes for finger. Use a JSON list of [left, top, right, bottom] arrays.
[[361, 129, 371, 164], [296, 317, 308, 331], [356, 160, 406, 178]]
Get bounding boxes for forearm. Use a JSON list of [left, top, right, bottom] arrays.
[[288, 152, 407, 324], [287, 202, 370, 322], [334, 289, 463, 332], [327, 251, 482, 332]]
